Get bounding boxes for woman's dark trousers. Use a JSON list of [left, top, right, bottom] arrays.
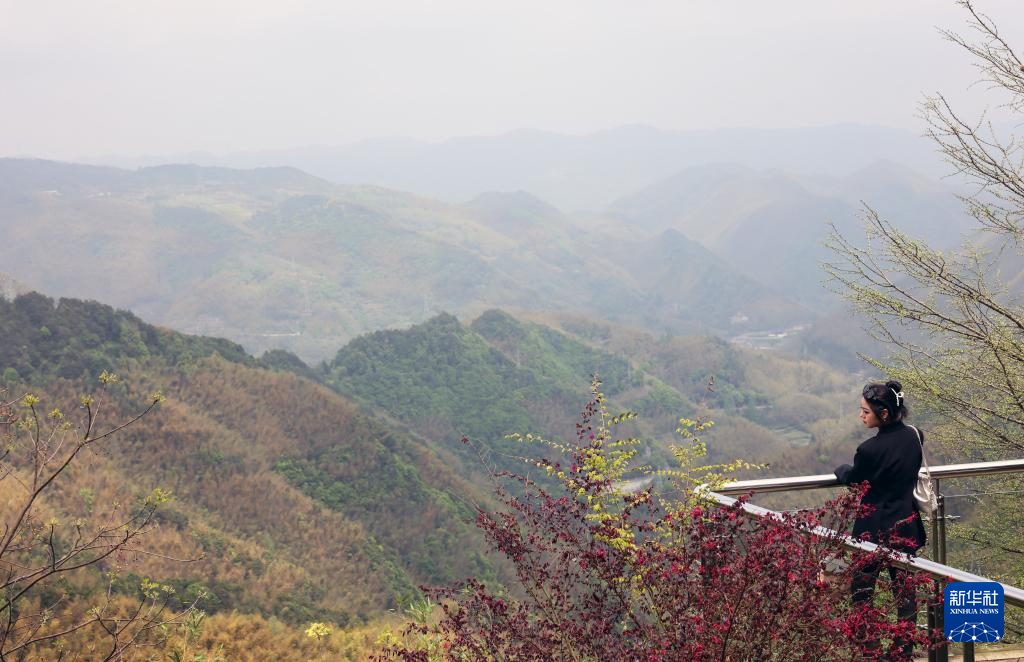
[[851, 558, 918, 658]]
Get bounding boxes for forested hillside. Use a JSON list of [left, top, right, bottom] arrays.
[[0, 290, 876, 657], [323, 308, 867, 481], [0, 293, 497, 658], [322, 310, 655, 482], [511, 310, 869, 477]]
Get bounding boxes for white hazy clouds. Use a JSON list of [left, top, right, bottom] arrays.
[[1, 0, 1021, 159]]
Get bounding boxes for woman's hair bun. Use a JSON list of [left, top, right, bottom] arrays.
[[885, 380, 903, 392]]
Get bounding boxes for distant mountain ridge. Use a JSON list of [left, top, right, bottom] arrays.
[[3, 153, 980, 373], [604, 161, 971, 304], [84, 124, 945, 211], [0, 158, 333, 198], [0, 158, 806, 361]]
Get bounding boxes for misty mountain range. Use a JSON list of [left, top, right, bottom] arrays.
[[85, 123, 948, 211], [603, 160, 970, 302], [0, 158, 800, 361], [3, 123, 977, 364]]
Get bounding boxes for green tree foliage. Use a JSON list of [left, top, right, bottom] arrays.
[[470, 309, 639, 397], [0, 293, 251, 383], [325, 313, 535, 445], [322, 311, 672, 486]]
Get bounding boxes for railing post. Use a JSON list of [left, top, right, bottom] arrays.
[[941, 473, 965, 662], [929, 481, 940, 662], [927, 602, 937, 662], [935, 479, 948, 662], [937, 486, 947, 566]]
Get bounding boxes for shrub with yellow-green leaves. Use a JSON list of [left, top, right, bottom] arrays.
[[379, 380, 941, 661]]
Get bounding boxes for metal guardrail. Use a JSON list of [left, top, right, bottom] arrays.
[[707, 458, 1024, 662], [715, 459, 1024, 496], [700, 489, 1024, 609]]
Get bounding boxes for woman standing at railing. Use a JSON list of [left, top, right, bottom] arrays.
[[834, 380, 927, 657]]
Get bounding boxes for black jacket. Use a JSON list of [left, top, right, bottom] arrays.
[[834, 420, 927, 551]]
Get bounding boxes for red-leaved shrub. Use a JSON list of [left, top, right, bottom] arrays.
[[379, 386, 942, 661]]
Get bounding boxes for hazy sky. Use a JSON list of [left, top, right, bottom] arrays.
[[1, 1, 1020, 160]]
